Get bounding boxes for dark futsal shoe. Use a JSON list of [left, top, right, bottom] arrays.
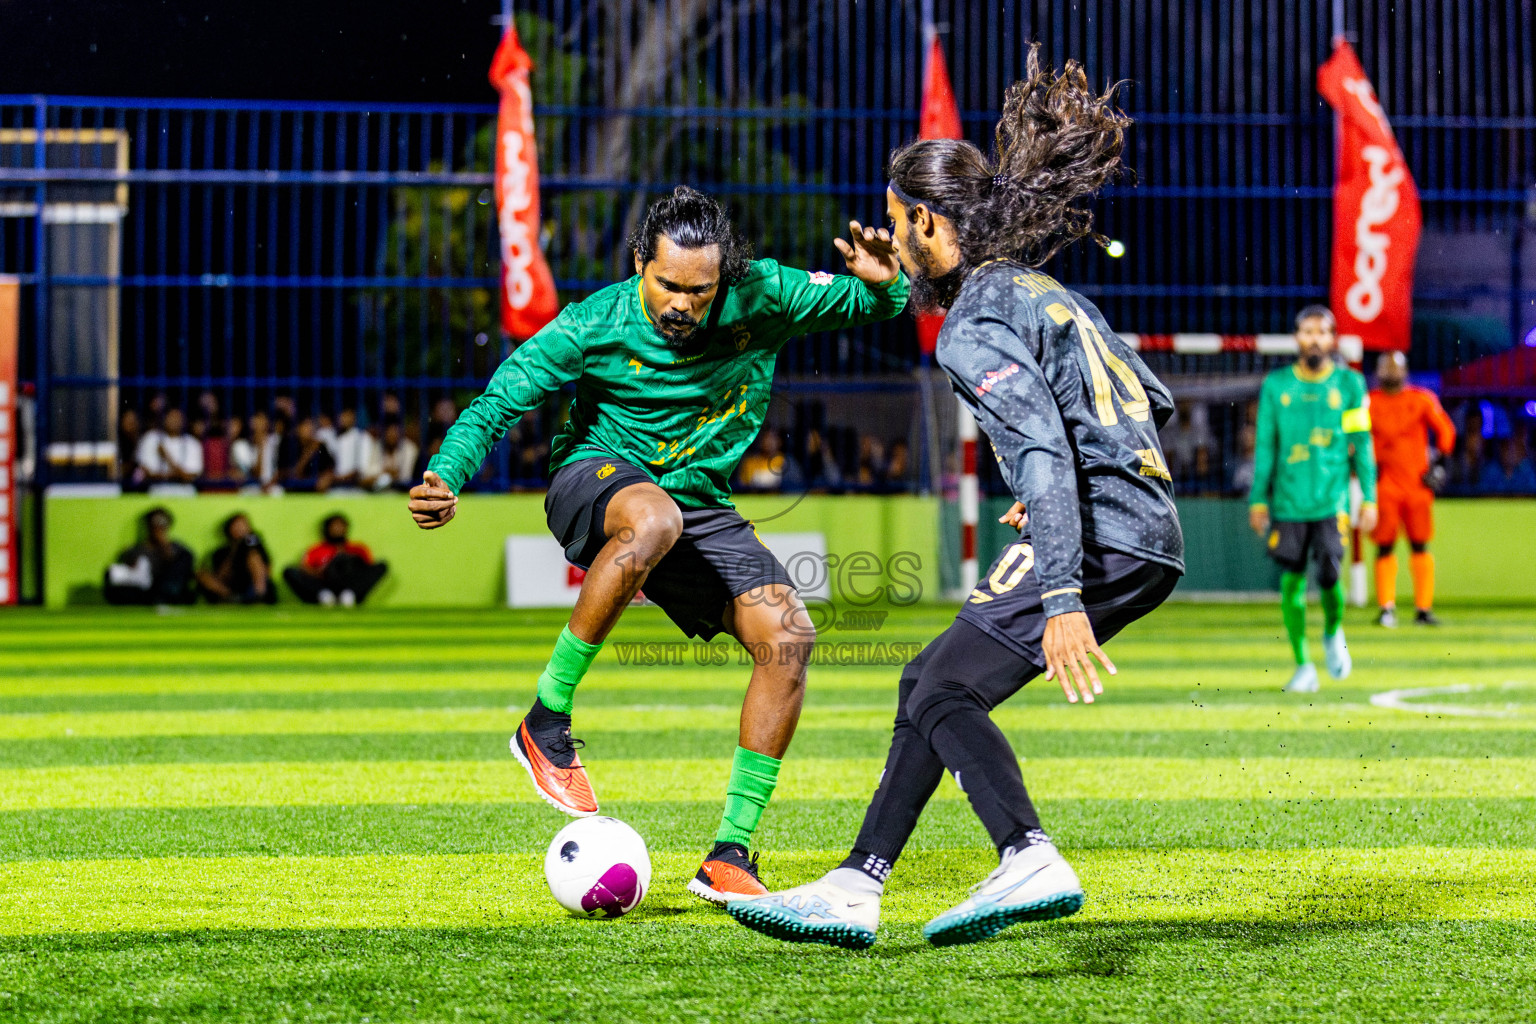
[[687, 841, 768, 905]]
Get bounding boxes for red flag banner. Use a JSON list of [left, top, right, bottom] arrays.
[[0, 276, 16, 604], [1317, 41, 1420, 352], [916, 33, 961, 355], [490, 24, 559, 340]]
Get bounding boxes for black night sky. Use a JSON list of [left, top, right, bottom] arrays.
[[0, 0, 503, 102]]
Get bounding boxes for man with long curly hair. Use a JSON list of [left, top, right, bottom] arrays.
[[729, 48, 1184, 949], [407, 185, 907, 904]]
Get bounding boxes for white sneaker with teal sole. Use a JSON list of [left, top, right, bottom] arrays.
[[727, 879, 879, 950], [1324, 629, 1352, 679], [1284, 662, 1321, 692], [922, 844, 1084, 947]]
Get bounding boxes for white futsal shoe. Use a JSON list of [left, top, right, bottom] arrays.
[[1324, 629, 1352, 680], [1284, 662, 1321, 693], [727, 877, 880, 950]]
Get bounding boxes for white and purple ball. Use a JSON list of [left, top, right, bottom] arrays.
[[543, 816, 652, 918]]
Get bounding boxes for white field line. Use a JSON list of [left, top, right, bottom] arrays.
[[1369, 682, 1529, 719]]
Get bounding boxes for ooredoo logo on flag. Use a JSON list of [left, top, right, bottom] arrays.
[[490, 24, 559, 340], [1317, 41, 1420, 352]]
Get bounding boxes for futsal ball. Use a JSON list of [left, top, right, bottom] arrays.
[[543, 816, 652, 918]]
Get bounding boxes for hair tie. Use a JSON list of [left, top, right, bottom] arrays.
[[992, 174, 1009, 188]]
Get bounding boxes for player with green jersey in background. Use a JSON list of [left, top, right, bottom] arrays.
[[1248, 305, 1378, 693], [408, 186, 907, 904]]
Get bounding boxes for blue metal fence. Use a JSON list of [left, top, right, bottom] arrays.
[[1, 0, 1533, 535]]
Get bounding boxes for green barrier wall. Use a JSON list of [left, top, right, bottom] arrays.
[[959, 496, 1535, 600], [44, 492, 942, 609], [40, 493, 1534, 607], [1384, 499, 1536, 603]]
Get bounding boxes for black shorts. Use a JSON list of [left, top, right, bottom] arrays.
[[544, 456, 794, 640], [955, 542, 1181, 667], [1266, 515, 1349, 583]]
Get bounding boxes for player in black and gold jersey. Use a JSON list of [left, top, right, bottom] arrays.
[[730, 46, 1184, 950]]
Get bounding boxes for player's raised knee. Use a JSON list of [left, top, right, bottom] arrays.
[[620, 500, 684, 557]]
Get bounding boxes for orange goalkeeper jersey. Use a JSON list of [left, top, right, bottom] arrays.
[[1369, 385, 1455, 490]]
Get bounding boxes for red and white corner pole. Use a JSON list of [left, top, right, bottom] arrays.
[[957, 399, 979, 590], [1330, 0, 1369, 606]]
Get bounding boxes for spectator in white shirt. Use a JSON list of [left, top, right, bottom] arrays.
[[315, 412, 339, 453], [331, 408, 381, 488], [373, 421, 420, 491], [231, 411, 280, 489], [136, 409, 203, 483]]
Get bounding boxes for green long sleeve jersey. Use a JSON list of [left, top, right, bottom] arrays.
[[1248, 363, 1378, 521], [427, 259, 908, 507]]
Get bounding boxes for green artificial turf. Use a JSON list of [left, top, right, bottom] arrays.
[[0, 602, 1533, 1022]]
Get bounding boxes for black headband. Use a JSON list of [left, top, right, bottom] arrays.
[[888, 180, 953, 220]]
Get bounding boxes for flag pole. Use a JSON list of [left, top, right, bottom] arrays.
[[917, 1, 943, 503]]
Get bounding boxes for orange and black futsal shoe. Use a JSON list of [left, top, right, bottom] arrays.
[[687, 842, 768, 905], [510, 698, 598, 817]]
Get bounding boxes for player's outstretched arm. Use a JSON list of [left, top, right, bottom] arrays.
[[770, 223, 907, 339], [831, 220, 900, 287], [416, 309, 584, 518], [408, 470, 458, 530]]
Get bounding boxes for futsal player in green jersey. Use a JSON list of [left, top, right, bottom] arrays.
[[408, 186, 907, 903], [1248, 306, 1378, 693]]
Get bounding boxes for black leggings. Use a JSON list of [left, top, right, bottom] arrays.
[[852, 620, 1045, 865], [850, 562, 1178, 869]]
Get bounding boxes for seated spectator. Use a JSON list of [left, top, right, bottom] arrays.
[[855, 435, 886, 488], [1447, 404, 1487, 492], [136, 408, 203, 484], [331, 408, 380, 489], [117, 408, 142, 486], [1229, 423, 1257, 495], [271, 394, 299, 426], [884, 439, 911, 492], [374, 421, 420, 490], [200, 411, 234, 487], [1478, 434, 1536, 494], [510, 409, 552, 484], [103, 507, 197, 605], [278, 418, 336, 492], [205, 416, 245, 487], [283, 514, 389, 607], [315, 412, 339, 452], [800, 427, 841, 489], [1162, 400, 1214, 482], [232, 411, 280, 490], [197, 513, 277, 604], [739, 431, 790, 489]]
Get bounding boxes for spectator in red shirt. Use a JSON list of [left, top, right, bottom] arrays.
[[282, 513, 389, 607]]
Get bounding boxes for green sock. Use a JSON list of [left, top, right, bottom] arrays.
[[715, 746, 782, 847], [535, 626, 603, 715], [1279, 571, 1310, 665], [1320, 580, 1346, 638]]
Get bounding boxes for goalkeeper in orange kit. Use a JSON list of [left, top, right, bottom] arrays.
[[1369, 352, 1456, 627]]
